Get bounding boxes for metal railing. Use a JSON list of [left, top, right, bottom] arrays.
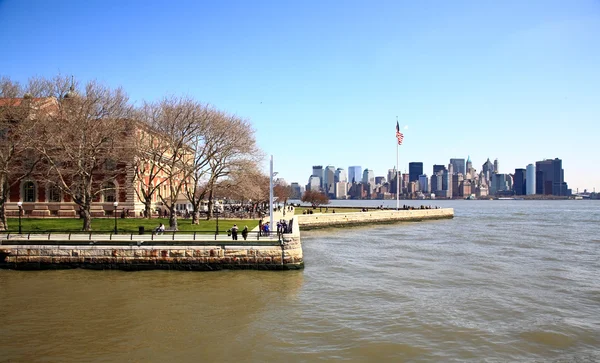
[[0, 230, 291, 247]]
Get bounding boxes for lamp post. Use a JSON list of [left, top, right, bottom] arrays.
[[214, 201, 220, 237], [17, 201, 22, 234], [269, 155, 278, 237], [113, 201, 119, 234]]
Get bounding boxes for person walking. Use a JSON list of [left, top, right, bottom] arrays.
[[231, 224, 239, 240], [242, 226, 248, 240]]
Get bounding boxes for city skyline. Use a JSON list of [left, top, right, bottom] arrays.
[[292, 156, 587, 193], [1, 1, 598, 191]]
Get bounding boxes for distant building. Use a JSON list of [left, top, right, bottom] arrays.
[[514, 169, 526, 195], [324, 165, 336, 196], [312, 165, 323, 190], [362, 169, 374, 184], [375, 176, 386, 185], [430, 172, 443, 194], [334, 181, 348, 199], [535, 158, 569, 196], [450, 158, 466, 175], [307, 175, 320, 191], [335, 168, 347, 183], [526, 164, 536, 195], [433, 164, 446, 175], [409, 162, 423, 183], [290, 182, 302, 199], [348, 166, 362, 184], [418, 174, 429, 193]]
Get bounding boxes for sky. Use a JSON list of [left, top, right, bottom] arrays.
[[1, 0, 599, 192]]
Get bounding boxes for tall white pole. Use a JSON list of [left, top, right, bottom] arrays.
[[396, 143, 400, 210], [269, 155, 274, 234]]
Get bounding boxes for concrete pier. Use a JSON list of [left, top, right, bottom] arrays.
[[296, 208, 454, 230]]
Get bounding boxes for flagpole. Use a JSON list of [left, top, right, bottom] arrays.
[[396, 116, 400, 210]]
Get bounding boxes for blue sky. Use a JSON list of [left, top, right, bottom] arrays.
[[1, 0, 598, 192]]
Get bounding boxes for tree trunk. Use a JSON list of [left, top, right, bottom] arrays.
[[144, 201, 152, 219], [169, 210, 178, 230], [81, 209, 92, 231], [192, 211, 199, 225], [0, 201, 6, 231], [0, 177, 7, 231]]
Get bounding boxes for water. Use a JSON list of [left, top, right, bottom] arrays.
[[1, 200, 599, 362]]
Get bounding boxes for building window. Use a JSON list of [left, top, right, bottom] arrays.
[[48, 184, 62, 202], [103, 182, 116, 203], [23, 181, 36, 202]]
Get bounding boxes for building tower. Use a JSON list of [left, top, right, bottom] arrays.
[[526, 164, 536, 195]]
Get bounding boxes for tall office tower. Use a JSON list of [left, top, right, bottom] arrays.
[[514, 169, 526, 195], [482, 158, 494, 184], [433, 164, 446, 175], [375, 176, 386, 185], [324, 165, 336, 195], [430, 172, 443, 194], [465, 156, 475, 179], [442, 163, 453, 198], [387, 168, 397, 184], [348, 166, 362, 184], [335, 168, 347, 183], [307, 175, 320, 191], [418, 174, 429, 193], [466, 156, 473, 172], [526, 164, 536, 195], [312, 165, 324, 190], [494, 159, 499, 174], [535, 158, 569, 196], [409, 162, 423, 183], [362, 169, 375, 184], [290, 183, 302, 199], [452, 173, 463, 197], [334, 182, 348, 199], [450, 158, 466, 175]]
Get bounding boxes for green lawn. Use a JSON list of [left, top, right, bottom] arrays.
[[4, 217, 259, 234]]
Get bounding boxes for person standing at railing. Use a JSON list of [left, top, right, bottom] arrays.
[[231, 224, 239, 240], [242, 226, 248, 240]]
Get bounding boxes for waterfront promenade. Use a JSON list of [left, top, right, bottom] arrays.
[[0, 207, 453, 270]]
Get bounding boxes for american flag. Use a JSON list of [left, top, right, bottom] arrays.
[[396, 121, 404, 145]]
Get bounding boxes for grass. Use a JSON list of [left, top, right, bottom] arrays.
[[4, 217, 259, 234]]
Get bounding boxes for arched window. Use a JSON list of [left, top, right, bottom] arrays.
[[23, 181, 36, 202], [48, 184, 62, 202], [103, 182, 116, 203]]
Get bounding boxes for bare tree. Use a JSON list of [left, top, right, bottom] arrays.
[[136, 96, 201, 230], [185, 110, 261, 219], [31, 79, 134, 231], [273, 180, 292, 210], [0, 78, 46, 230]]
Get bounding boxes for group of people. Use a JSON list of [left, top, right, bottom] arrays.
[[228, 224, 249, 240]]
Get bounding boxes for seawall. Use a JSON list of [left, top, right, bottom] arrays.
[[296, 208, 454, 230], [0, 220, 304, 271]]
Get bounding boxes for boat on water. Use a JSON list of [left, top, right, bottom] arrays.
[[497, 197, 524, 200]]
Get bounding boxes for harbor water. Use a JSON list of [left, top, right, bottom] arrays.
[[1, 200, 599, 362]]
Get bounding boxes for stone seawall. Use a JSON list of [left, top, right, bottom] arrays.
[[296, 208, 454, 230], [0, 234, 304, 271]]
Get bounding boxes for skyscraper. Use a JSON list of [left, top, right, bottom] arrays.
[[450, 158, 466, 175], [312, 165, 323, 190], [433, 164, 446, 175], [514, 169, 526, 195], [535, 158, 569, 196], [362, 169, 374, 184], [335, 168, 347, 183], [324, 166, 336, 195], [526, 164, 536, 195], [409, 162, 423, 183], [348, 166, 362, 184]]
